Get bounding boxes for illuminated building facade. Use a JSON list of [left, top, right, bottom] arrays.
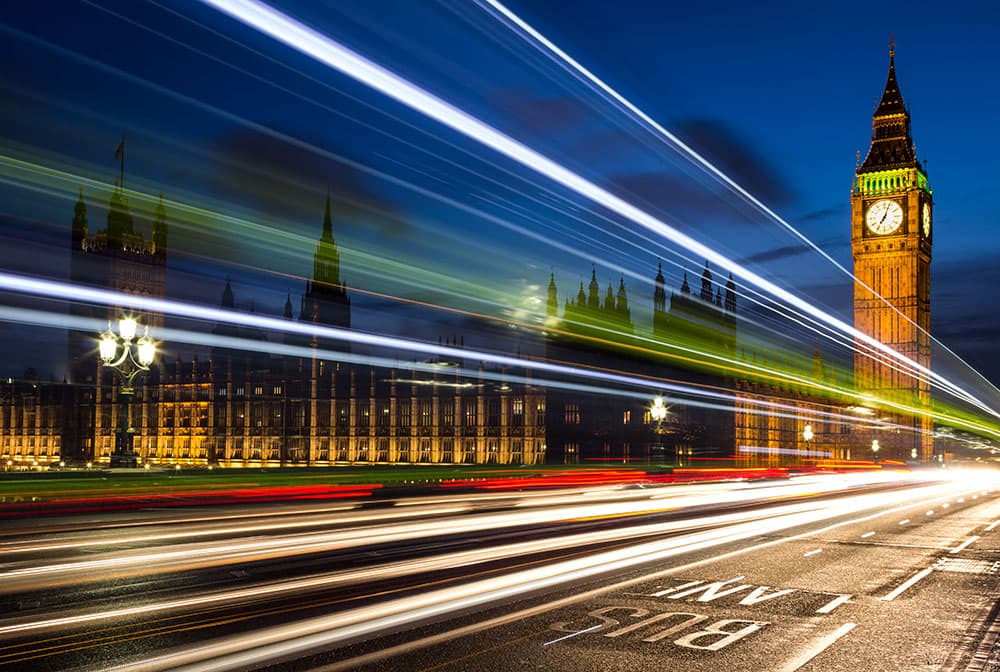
[[544, 263, 736, 464], [851, 45, 933, 462], [65, 181, 168, 463], [1, 187, 545, 468], [734, 346, 854, 465]]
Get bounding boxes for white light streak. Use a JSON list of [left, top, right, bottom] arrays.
[[195, 0, 995, 419], [0, 290, 920, 436], [476, 0, 1000, 411]]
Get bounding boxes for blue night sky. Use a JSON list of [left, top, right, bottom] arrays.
[[0, 0, 998, 386]]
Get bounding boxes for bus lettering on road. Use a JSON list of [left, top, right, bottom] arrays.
[[549, 606, 769, 650]]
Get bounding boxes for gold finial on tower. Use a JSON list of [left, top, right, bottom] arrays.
[[889, 33, 895, 59]]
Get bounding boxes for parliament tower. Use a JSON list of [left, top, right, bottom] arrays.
[[851, 43, 933, 462]]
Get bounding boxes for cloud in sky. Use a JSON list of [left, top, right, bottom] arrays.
[[670, 118, 798, 208], [491, 92, 592, 137], [208, 126, 408, 240]]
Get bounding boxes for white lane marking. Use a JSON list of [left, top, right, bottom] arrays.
[[926, 510, 935, 516], [950, 536, 981, 554], [778, 622, 857, 672], [649, 580, 704, 598], [879, 567, 933, 601], [319, 487, 981, 672], [942, 503, 950, 509], [815, 594, 852, 614], [986, 520, 999, 532], [543, 623, 603, 646], [861, 531, 876, 538], [803, 549, 823, 557], [899, 519, 910, 525], [959, 498, 965, 503]]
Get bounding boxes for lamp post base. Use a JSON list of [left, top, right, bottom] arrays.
[[109, 451, 139, 468]]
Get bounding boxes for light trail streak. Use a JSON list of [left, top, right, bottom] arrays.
[[320, 481, 991, 672], [4, 293, 934, 442], [196, 0, 996, 420], [3, 146, 814, 403], [96, 478, 975, 672], [0, 119, 964, 426], [476, 0, 1000, 405], [0, 473, 913, 594], [2, 299, 971, 441], [2, 480, 708, 556], [0, 495, 840, 638], [0, 25, 726, 336], [5, 7, 997, 460]]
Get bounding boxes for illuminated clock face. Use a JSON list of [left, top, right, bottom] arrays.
[[922, 203, 931, 237], [865, 199, 903, 235]]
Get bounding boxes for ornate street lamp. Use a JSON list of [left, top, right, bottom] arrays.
[[99, 316, 155, 468], [871, 438, 880, 461], [803, 423, 814, 457], [650, 395, 668, 464]]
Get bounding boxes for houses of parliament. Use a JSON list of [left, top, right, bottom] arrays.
[[0, 48, 935, 468]]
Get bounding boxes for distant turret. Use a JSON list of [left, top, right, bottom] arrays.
[[616, 276, 629, 317], [72, 186, 88, 248], [546, 272, 558, 321], [653, 263, 666, 313], [700, 262, 713, 303], [152, 193, 168, 258], [587, 267, 600, 310]]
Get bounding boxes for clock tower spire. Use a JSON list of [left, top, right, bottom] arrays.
[[851, 42, 933, 462]]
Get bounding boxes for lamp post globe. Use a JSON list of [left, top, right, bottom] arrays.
[[99, 316, 156, 468], [650, 395, 669, 464]]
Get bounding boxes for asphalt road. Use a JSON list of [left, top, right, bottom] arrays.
[[0, 470, 997, 671]]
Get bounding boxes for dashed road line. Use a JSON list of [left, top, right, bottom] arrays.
[[803, 549, 822, 557], [986, 520, 999, 532], [861, 531, 876, 538], [899, 519, 910, 525], [950, 535, 981, 554], [815, 594, 852, 614], [879, 567, 933, 601], [778, 622, 857, 671]]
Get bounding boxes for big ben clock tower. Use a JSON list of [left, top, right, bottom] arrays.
[[851, 43, 933, 462]]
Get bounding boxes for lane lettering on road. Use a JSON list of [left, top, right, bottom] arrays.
[[666, 577, 753, 602], [647, 580, 708, 598]]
